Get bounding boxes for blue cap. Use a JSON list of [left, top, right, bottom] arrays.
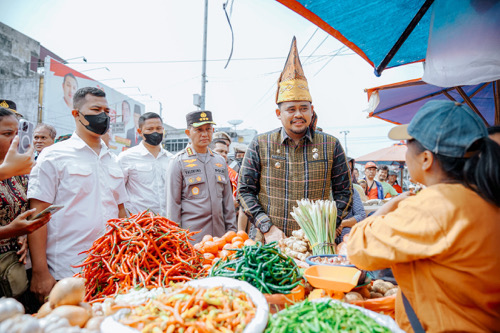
[[388, 100, 488, 158]]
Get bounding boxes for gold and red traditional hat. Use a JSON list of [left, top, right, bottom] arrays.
[[276, 37, 312, 104]]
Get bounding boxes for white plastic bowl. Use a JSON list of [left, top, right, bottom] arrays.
[[101, 277, 269, 333]]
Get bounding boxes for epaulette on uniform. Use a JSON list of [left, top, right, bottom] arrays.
[[186, 147, 196, 156]]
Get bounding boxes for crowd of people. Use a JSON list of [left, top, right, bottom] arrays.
[[0, 36, 499, 332]]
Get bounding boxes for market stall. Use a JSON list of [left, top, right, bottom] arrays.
[[0, 207, 403, 332]]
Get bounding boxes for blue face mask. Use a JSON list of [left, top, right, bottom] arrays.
[[143, 132, 163, 146], [79, 111, 110, 135]]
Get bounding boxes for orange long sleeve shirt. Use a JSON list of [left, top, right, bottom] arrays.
[[347, 183, 500, 333]]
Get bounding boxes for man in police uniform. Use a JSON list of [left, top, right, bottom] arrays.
[[166, 111, 237, 243]]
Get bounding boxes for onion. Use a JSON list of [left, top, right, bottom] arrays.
[[84, 316, 105, 330], [50, 305, 90, 328], [48, 277, 86, 307], [35, 302, 53, 318]]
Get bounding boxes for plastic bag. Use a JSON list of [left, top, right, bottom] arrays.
[[350, 294, 396, 319]]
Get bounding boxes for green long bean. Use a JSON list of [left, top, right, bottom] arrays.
[[265, 299, 392, 333]]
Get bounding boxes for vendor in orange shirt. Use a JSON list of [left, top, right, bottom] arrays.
[[363, 162, 384, 199], [347, 100, 500, 333]]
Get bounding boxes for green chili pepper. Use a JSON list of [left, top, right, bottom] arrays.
[[210, 242, 301, 294]]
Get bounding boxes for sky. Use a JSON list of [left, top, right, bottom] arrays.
[[0, 0, 423, 157]]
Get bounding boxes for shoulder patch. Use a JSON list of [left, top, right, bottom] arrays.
[[173, 150, 185, 158]]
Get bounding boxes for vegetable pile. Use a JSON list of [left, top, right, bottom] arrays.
[[345, 280, 399, 302], [210, 242, 302, 294], [194, 230, 255, 266], [0, 277, 104, 332], [74, 211, 207, 301], [117, 284, 256, 333], [278, 229, 312, 262], [291, 199, 337, 255], [264, 299, 392, 333]]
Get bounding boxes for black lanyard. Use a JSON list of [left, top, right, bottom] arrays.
[[366, 180, 376, 195]]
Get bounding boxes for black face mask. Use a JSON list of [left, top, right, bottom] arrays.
[[79, 111, 110, 135], [143, 132, 163, 146]]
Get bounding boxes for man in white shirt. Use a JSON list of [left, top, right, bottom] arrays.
[[118, 112, 172, 216], [27, 87, 128, 302]]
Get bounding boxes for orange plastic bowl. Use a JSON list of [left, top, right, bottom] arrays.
[[304, 265, 361, 293]]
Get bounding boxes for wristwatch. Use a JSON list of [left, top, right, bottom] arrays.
[[257, 220, 272, 234]]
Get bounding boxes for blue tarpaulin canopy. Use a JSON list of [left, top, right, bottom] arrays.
[[276, 0, 433, 75], [366, 78, 497, 126]]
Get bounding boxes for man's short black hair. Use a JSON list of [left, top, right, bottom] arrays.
[[378, 165, 389, 172], [0, 107, 16, 120], [73, 87, 106, 109], [134, 104, 142, 115], [63, 72, 77, 85], [277, 101, 311, 110], [138, 112, 161, 129]]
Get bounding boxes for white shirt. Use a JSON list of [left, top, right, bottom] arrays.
[[27, 132, 128, 280], [118, 142, 172, 216]]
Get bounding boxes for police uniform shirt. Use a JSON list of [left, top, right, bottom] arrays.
[[166, 144, 237, 243]]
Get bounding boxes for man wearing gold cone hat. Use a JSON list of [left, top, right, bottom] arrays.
[[238, 37, 353, 242]]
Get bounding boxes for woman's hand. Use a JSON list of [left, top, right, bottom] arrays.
[[336, 225, 343, 237], [0, 136, 35, 180], [16, 235, 28, 264], [2, 209, 51, 239]]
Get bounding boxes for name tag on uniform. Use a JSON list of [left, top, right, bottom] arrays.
[[184, 168, 202, 175], [215, 168, 225, 174]]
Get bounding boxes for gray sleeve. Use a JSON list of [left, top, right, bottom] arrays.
[[166, 158, 183, 225]]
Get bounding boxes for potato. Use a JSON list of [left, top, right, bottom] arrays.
[[48, 277, 86, 307], [372, 281, 392, 295], [50, 305, 90, 328], [383, 281, 395, 289], [385, 288, 398, 297], [36, 302, 53, 318], [345, 292, 364, 303], [370, 292, 384, 299]]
